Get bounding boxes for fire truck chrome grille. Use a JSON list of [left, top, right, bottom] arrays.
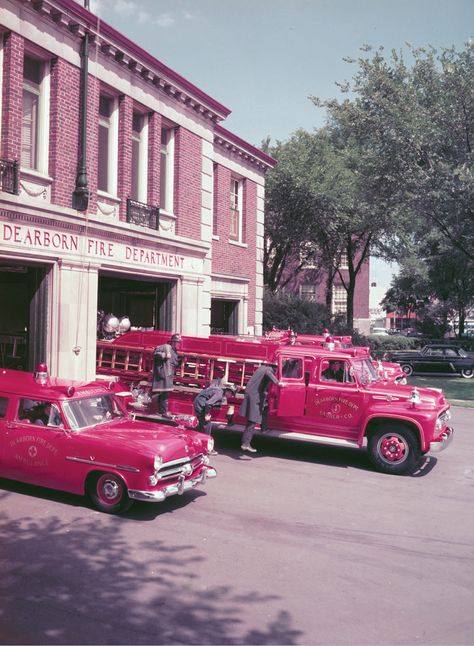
[[157, 454, 204, 481]]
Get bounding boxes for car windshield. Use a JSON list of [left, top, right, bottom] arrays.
[[62, 394, 125, 430], [351, 358, 380, 385]]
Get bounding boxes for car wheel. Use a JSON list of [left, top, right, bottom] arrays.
[[461, 368, 474, 379], [400, 363, 413, 376], [368, 425, 421, 475], [89, 472, 133, 514]]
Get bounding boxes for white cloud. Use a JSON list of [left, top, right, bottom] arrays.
[[154, 12, 175, 28], [114, 0, 137, 16], [137, 10, 151, 23]]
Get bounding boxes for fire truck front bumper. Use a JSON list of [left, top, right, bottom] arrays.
[[128, 466, 217, 503], [429, 427, 454, 453]]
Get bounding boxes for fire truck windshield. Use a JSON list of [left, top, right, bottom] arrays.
[[351, 358, 380, 385], [62, 394, 125, 430]]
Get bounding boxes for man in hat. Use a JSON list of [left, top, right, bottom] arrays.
[[239, 363, 281, 453], [151, 333, 182, 418], [193, 379, 236, 454]]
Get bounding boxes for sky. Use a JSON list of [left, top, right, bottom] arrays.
[[82, 0, 474, 309]]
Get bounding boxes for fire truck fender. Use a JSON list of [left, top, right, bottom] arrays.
[[360, 415, 427, 452]]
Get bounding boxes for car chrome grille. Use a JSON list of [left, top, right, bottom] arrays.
[[157, 454, 204, 481]]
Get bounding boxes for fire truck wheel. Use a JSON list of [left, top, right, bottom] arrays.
[[368, 425, 421, 475], [88, 472, 133, 514], [461, 367, 473, 379], [400, 363, 413, 376]]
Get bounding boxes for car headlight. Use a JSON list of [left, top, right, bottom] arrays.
[[207, 437, 214, 453], [436, 410, 451, 432], [154, 455, 163, 470]]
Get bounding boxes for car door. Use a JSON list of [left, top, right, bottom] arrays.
[[0, 394, 12, 474], [442, 348, 461, 374], [416, 347, 445, 373], [305, 357, 365, 441], [2, 397, 68, 488], [267, 354, 306, 427]]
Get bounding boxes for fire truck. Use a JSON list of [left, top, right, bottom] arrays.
[[96, 329, 453, 475]]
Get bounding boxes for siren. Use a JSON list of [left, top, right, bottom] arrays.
[[35, 362, 48, 385], [118, 316, 131, 334]]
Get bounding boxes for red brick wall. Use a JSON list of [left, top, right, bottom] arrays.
[[147, 111, 162, 207], [49, 57, 80, 207], [117, 94, 133, 221], [174, 127, 201, 239], [283, 255, 370, 319], [212, 164, 258, 328], [1, 32, 23, 162], [85, 75, 100, 213]]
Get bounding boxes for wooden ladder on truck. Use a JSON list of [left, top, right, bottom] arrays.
[[96, 341, 264, 394]]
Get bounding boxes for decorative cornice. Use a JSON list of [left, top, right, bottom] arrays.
[[22, 0, 231, 124], [214, 124, 277, 172], [14, 0, 275, 174]]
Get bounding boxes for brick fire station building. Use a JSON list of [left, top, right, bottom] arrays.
[[0, 0, 276, 380]]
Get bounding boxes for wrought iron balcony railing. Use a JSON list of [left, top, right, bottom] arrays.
[[0, 159, 19, 195], [126, 198, 159, 229]]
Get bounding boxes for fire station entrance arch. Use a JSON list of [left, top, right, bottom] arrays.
[[98, 274, 175, 332], [0, 261, 49, 371]]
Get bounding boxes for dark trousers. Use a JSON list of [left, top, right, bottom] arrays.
[[154, 392, 169, 415], [242, 421, 257, 447], [196, 411, 212, 435]]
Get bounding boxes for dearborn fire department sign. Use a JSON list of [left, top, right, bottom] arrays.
[[1, 221, 199, 273]]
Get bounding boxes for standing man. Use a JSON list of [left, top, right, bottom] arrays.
[[151, 333, 181, 418], [239, 363, 281, 453], [193, 380, 236, 454]]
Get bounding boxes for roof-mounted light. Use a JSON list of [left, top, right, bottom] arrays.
[[35, 363, 48, 385]]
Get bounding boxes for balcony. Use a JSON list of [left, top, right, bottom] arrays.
[[126, 198, 159, 230], [0, 159, 19, 195]]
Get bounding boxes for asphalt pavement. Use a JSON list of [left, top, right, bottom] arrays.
[[0, 407, 473, 645]]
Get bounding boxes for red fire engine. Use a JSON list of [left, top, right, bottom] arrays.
[[96, 329, 453, 475]]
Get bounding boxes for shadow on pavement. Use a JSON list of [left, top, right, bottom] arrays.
[[0, 505, 302, 645], [212, 429, 438, 477]]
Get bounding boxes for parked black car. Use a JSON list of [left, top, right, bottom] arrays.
[[386, 345, 474, 379]]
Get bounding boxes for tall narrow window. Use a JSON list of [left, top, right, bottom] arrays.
[[131, 111, 147, 202], [98, 95, 112, 192], [212, 163, 218, 236], [300, 284, 318, 301], [230, 178, 242, 242], [332, 285, 347, 315], [160, 126, 174, 213], [340, 252, 348, 269], [22, 56, 42, 170]]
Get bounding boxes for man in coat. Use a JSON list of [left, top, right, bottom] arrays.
[[193, 380, 236, 454], [239, 363, 281, 453], [151, 333, 181, 418]]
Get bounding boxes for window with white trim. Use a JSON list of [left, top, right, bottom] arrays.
[[340, 252, 348, 269], [212, 163, 218, 236], [332, 285, 347, 314], [22, 55, 49, 172], [160, 126, 175, 213], [131, 111, 148, 202], [300, 283, 318, 301], [230, 177, 243, 242], [98, 94, 118, 194]]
